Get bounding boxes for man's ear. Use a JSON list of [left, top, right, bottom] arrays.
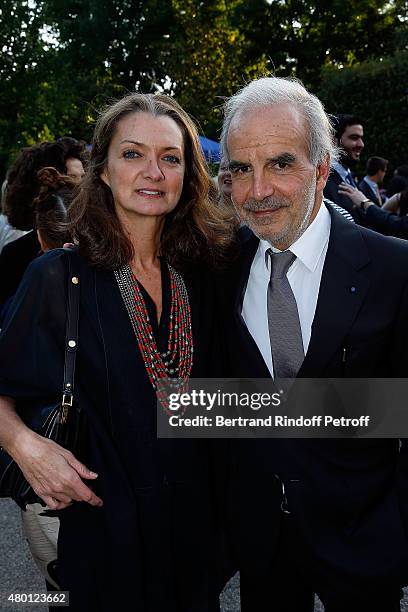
[[100, 168, 110, 187], [316, 154, 330, 192]]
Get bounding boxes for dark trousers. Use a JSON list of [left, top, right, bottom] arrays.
[[240, 514, 403, 612]]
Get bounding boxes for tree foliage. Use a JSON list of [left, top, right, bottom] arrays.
[[318, 46, 408, 171], [165, 0, 269, 137], [0, 0, 406, 179]]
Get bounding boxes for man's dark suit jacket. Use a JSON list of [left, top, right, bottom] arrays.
[[358, 177, 382, 206], [217, 206, 408, 596], [324, 168, 355, 213], [364, 204, 408, 239]]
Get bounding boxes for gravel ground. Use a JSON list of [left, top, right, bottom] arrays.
[[0, 499, 46, 612], [1, 498, 408, 611]]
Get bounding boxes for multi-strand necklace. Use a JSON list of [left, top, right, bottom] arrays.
[[114, 262, 193, 407]]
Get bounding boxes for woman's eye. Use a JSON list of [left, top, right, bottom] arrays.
[[123, 150, 139, 159], [163, 154, 181, 164]]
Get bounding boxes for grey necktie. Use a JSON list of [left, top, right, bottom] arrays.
[[267, 249, 304, 378]]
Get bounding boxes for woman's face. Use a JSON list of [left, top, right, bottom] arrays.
[[101, 111, 185, 222]]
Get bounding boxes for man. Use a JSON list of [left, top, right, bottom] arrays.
[[323, 114, 364, 215], [358, 156, 388, 206], [219, 77, 408, 611]]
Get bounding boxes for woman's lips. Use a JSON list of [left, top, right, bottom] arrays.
[[136, 189, 164, 198]]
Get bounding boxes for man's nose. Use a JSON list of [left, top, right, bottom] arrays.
[[252, 171, 274, 201], [143, 158, 165, 181]]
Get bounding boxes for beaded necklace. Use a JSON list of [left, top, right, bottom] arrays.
[[114, 262, 193, 407]]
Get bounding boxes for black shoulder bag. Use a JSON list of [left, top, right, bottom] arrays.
[[0, 250, 85, 510]]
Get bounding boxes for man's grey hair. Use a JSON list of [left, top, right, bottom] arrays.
[[220, 76, 339, 166]]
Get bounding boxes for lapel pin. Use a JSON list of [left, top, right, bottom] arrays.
[[350, 286, 357, 293]]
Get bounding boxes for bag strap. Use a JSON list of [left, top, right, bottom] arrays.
[[61, 249, 80, 416]]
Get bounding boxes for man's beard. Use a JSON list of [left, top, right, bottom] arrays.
[[339, 149, 358, 168], [237, 176, 317, 248]]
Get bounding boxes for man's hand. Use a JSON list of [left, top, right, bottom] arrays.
[[12, 430, 103, 511], [338, 182, 373, 209]]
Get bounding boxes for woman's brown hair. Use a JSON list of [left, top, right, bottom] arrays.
[[69, 93, 235, 270], [34, 167, 76, 249], [4, 142, 70, 230]]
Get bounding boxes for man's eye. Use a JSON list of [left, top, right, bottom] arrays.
[[163, 154, 181, 164], [123, 150, 139, 159], [231, 165, 250, 175], [276, 161, 288, 169]]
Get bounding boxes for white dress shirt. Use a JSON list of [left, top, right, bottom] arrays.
[[242, 203, 331, 376]]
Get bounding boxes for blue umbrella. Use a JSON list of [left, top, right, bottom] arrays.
[[199, 136, 221, 162]]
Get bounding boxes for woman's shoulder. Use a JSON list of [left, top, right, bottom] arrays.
[[23, 248, 95, 295], [29, 247, 91, 274]]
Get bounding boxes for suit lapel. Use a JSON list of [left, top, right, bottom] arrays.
[[368, 184, 378, 204], [364, 181, 378, 205], [299, 208, 371, 376]]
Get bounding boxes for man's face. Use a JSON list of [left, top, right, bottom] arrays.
[[227, 103, 329, 249], [340, 124, 364, 162]]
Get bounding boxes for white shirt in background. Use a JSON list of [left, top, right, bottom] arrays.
[[0, 214, 28, 254]]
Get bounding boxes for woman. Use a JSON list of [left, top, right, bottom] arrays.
[[0, 167, 75, 324], [16, 167, 76, 589], [0, 139, 85, 305], [0, 93, 233, 611]]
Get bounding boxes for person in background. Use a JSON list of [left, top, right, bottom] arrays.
[[358, 156, 388, 206], [338, 181, 408, 239], [56, 137, 87, 181], [33, 168, 73, 251], [386, 165, 408, 199], [323, 114, 364, 217], [0, 176, 27, 253], [7, 168, 76, 594], [0, 140, 85, 309], [0, 167, 75, 326], [383, 185, 408, 217], [217, 157, 232, 200]]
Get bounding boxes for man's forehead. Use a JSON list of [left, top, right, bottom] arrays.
[[227, 103, 308, 156]]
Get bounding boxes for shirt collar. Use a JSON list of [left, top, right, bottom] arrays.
[[332, 161, 350, 182], [363, 176, 378, 192], [259, 202, 331, 274]]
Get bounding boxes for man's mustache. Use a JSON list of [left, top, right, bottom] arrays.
[[243, 197, 291, 212]]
